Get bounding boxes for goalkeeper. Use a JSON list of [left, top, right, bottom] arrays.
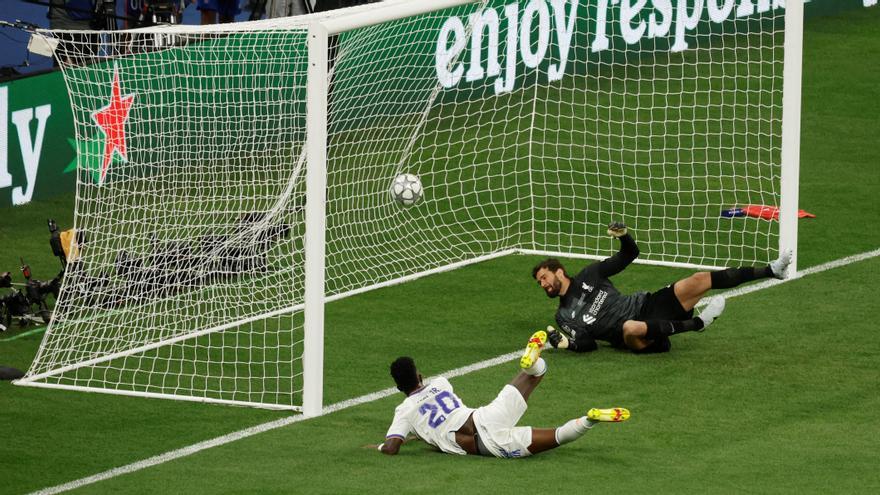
[[532, 221, 792, 354]]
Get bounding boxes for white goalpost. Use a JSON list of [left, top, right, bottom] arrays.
[[16, 0, 802, 414]]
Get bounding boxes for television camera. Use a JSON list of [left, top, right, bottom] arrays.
[[0, 219, 68, 331]]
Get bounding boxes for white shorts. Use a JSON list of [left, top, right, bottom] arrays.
[[472, 384, 533, 458]]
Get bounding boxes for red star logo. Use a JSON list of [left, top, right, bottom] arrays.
[[91, 65, 135, 185]]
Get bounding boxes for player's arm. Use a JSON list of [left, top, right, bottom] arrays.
[[547, 326, 598, 353], [596, 221, 639, 278], [377, 436, 405, 455], [374, 411, 412, 455]]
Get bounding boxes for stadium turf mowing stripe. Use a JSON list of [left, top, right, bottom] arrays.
[[27, 247, 880, 495], [0, 326, 47, 342]]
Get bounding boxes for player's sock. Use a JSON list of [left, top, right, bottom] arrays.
[[710, 266, 772, 289], [555, 416, 591, 445], [523, 357, 547, 377], [645, 319, 703, 339]]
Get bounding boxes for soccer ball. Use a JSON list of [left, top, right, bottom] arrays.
[[389, 173, 423, 207]]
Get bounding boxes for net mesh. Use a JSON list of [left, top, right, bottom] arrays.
[[22, 0, 786, 409]]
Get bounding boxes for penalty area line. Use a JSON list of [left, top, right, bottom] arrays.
[[28, 247, 880, 495]]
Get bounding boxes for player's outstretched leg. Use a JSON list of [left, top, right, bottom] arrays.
[[709, 248, 793, 290], [770, 249, 793, 279], [637, 296, 724, 343], [528, 406, 631, 455], [628, 313, 717, 347], [675, 249, 793, 311], [695, 296, 726, 331]]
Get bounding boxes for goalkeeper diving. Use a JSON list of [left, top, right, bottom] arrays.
[[532, 221, 792, 354]]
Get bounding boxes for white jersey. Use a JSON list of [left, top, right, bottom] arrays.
[[385, 377, 474, 455]]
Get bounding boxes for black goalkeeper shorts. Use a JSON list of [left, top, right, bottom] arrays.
[[632, 336, 671, 354], [639, 284, 694, 321]]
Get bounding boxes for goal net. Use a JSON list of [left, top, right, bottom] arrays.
[[17, 0, 798, 411]]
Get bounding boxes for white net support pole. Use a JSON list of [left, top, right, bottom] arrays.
[[779, 0, 803, 276], [303, 22, 329, 418], [301, 0, 480, 417]]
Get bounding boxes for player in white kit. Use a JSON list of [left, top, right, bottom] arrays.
[[376, 331, 630, 458]]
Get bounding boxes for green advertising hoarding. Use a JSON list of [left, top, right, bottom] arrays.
[[0, 0, 873, 208], [1, 70, 76, 207]]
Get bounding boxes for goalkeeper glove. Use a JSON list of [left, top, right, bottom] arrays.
[[607, 221, 628, 238], [546, 325, 569, 349]]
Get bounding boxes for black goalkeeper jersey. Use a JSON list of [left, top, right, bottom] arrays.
[[555, 235, 648, 351]]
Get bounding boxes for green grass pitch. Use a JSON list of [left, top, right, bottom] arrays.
[[1, 7, 879, 494]]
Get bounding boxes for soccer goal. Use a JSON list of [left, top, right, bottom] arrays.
[[16, 0, 803, 414]]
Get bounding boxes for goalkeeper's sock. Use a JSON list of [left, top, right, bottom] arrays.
[[523, 357, 547, 377], [710, 266, 772, 289], [555, 416, 592, 445], [645, 319, 703, 340]]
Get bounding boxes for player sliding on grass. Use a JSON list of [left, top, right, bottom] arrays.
[[375, 331, 629, 458], [532, 221, 792, 354]]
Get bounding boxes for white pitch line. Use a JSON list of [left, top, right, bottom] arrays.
[[28, 248, 880, 495]]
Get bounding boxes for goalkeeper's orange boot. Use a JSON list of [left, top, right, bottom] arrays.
[[520, 330, 547, 369], [587, 407, 631, 423]]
